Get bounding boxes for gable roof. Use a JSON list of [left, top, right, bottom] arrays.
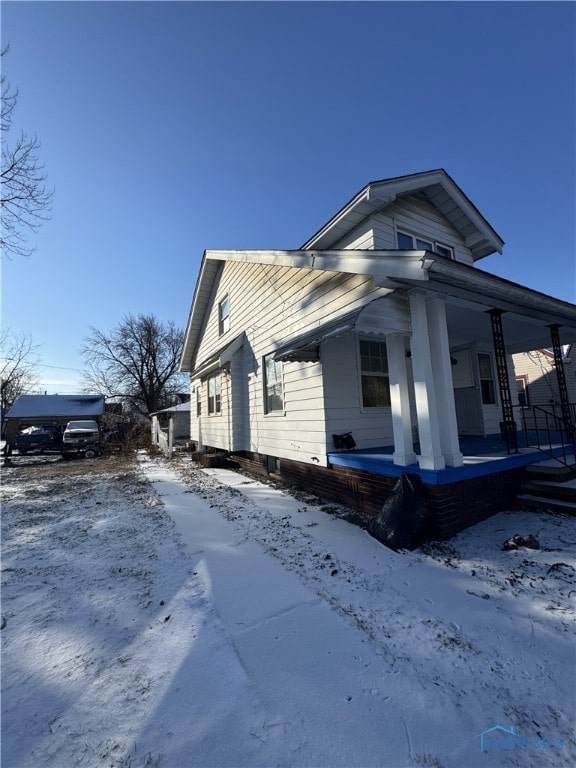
[[180, 247, 576, 371], [5, 394, 105, 419], [301, 169, 504, 259]]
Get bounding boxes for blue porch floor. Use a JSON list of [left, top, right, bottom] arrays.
[[327, 433, 575, 486]]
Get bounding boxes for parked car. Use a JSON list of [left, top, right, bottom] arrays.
[[62, 420, 101, 458], [15, 425, 62, 455]]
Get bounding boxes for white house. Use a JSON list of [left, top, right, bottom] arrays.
[[180, 170, 576, 536], [513, 346, 576, 406]]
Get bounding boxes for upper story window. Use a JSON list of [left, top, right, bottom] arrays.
[[207, 373, 221, 415], [397, 230, 454, 259], [359, 339, 391, 408], [263, 354, 284, 414], [218, 296, 230, 336]]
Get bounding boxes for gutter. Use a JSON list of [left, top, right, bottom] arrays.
[[425, 257, 576, 324]]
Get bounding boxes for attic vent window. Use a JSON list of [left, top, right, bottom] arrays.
[[397, 230, 454, 259]]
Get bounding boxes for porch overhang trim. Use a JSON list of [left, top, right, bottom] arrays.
[[191, 333, 244, 379], [273, 295, 410, 362], [426, 259, 576, 327], [273, 309, 363, 362]]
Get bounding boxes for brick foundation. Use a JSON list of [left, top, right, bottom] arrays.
[[229, 450, 525, 541]]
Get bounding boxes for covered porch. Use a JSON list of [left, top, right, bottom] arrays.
[[328, 432, 576, 486]]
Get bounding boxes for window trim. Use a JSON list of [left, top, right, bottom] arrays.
[[396, 228, 454, 259], [218, 296, 230, 336], [358, 337, 391, 410], [477, 352, 497, 406], [207, 373, 222, 415], [263, 354, 285, 416]]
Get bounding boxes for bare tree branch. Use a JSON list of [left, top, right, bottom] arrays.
[[0, 328, 40, 417], [81, 314, 186, 416], [1, 47, 52, 258]]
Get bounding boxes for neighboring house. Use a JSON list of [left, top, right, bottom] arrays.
[[513, 346, 576, 406], [180, 170, 576, 537], [3, 394, 105, 447], [149, 400, 191, 440]]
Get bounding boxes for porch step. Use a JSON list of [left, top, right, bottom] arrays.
[[516, 493, 576, 515], [523, 458, 576, 484]]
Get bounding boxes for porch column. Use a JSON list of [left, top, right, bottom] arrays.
[[549, 324, 574, 439], [426, 296, 464, 467], [408, 291, 445, 470], [489, 309, 518, 453], [386, 333, 417, 466]]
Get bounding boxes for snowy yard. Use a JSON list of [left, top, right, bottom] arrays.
[[1, 452, 575, 768]]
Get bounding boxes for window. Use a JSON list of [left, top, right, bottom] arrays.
[[360, 339, 391, 408], [435, 244, 453, 259], [396, 230, 454, 259], [264, 355, 284, 413], [218, 296, 230, 336], [196, 386, 202, 417], [516, 376, 530, 407], [207, 374, 221, 415], [478, 353, 496, 405]]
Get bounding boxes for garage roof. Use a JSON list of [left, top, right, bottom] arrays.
[[6, 394, 105, 419]]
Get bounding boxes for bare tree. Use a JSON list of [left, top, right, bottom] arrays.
[[82, 314, 186, 416], [0, 329, 40, 417], [1, 47, 52, 259]]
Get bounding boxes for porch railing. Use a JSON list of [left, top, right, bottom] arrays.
[[515, 403, 576, 467]]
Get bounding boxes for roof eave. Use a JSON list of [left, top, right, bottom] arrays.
[[301, 169, 504, 259]]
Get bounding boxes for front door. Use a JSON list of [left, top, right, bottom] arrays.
[[451, 346, 484, 435]]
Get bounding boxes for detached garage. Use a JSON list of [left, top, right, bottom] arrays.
[[3, 394, 105, 449]]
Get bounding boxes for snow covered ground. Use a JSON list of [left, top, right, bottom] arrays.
[[1, 452, 574, 768]]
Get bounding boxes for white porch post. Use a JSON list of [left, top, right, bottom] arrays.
[[408, 291, 445, 470], [386, 333, 417, 466], [426, 296, 464, 467]]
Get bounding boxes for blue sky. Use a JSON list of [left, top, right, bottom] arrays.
[[1, 1, 575, 393]]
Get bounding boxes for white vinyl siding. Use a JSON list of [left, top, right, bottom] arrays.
[[322, 333, 395, 449], [371, 196, 475, 265], [512, 350, 576, 406], [192, 258, 392, 464]]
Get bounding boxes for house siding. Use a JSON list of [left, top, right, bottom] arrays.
[[513, 350, 576, 405], [347, 196, 475, 266], [191, 261, 393, 465], [322, 332, 395, 450]]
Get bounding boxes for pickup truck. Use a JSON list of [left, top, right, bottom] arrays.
[[62, 420, 101, 458]]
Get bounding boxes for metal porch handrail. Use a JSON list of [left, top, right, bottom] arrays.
[[515, 403, 576, 468]]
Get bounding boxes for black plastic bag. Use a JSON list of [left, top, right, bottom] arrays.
[[368, 472, 431, 551]]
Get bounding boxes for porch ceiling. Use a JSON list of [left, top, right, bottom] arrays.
[[444, 301, 576, 353]]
